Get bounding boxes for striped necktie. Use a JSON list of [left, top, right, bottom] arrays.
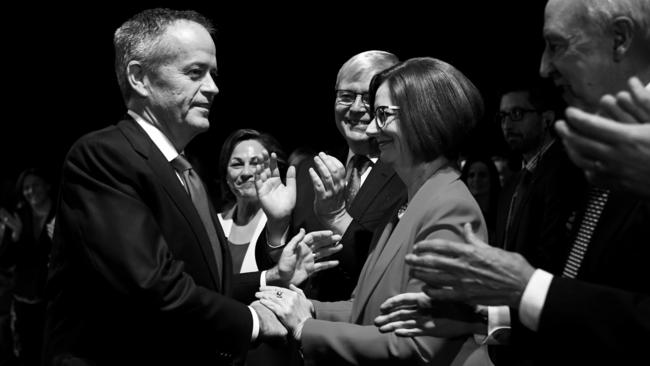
[[561, 186, 609, 279]]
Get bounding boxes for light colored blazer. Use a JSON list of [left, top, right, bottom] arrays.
[[218, 206, 267, 273], [301, 166, 490, 366]]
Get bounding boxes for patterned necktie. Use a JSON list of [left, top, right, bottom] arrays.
[[344, 155, 372, 210], [561, 186, 609, 279], [171, 154, 223, 274]]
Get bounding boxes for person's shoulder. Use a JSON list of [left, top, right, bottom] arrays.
[[66, 119, 136, 163]]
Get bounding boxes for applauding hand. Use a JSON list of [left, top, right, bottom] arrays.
[[374, 292, 483, 338], [309, 152, 351, 235], [408, 223, 535, 308], [267, 229, 342, 287]]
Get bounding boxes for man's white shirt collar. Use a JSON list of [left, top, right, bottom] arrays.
[[128, 110, 180, 162], [346, 149, 379, 166]]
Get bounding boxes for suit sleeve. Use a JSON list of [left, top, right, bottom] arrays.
[[311, 299, 354, 322], [56, 138, 253, 354], [300, 190, 486, 365], [537, 277, 650, 357]]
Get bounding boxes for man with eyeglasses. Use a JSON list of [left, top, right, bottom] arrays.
[[494, 79, 583, 273], [289, 50, 407, 301]]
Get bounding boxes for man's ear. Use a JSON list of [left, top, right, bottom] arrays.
[[127, 61, 149, 98], [612, 16, 634, 62]]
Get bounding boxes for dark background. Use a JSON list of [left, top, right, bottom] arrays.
[[3, 0, 549, 190]]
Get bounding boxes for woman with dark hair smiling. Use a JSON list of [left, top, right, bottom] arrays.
[[217, 128, 289, 273], [256, 57, 490, 365]]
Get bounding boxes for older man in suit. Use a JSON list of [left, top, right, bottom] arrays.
[[290, 51, 407, 301], [42, 9, 339, 366]]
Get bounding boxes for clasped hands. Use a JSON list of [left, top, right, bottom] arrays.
[[251, 228, 340, 345], [253, 284, 313, 345]]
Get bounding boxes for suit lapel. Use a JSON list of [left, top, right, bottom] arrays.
[[351, 168, 458, 322], [117, 119, 223, 290], [350, 213, 399, 321], [579, 191, 639, 277]]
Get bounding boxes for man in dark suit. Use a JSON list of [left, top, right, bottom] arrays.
[[290, 51, 407, 301], [495, 79, 583, 274], [375, 0, 650, 364], [43, 8, 339, 366]]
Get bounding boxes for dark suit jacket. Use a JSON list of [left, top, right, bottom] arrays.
[[43, 118, 260, 366], [495, 142, 584, 273], [510, 191, 650, 365], [301, 166, 489, 365], [291, 151, 406, 301]]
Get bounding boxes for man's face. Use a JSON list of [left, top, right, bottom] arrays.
[[334, 68, 378, 150], [540, 0, 621, 112], [145, 21, 218, 140], [499, 91, 546, 154]]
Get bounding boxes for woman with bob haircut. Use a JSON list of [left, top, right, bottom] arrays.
[[256, 57, 490, 365]]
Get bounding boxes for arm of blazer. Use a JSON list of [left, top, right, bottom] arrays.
[[537, 277, 650, 359], [300, 178, 487, 366], [53, 132, 254, 355], [311, 299, 354, 322]]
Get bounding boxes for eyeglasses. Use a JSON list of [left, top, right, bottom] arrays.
[[335, 90, 370, 109], [496, 108, 539, 124], [373, 105, 400, 130]]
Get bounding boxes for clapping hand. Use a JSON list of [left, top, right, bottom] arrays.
[[309, 152, 351, 235], [256, 284, 313, 341], [0, 207, 22, 242], [374, 292, 483, 338], [555, 76, 650, 197], [407, 223, 535, 308], [254, 151, 296, 223], [268, 228, 342, 287]]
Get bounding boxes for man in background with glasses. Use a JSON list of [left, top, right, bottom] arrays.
[[289, 51, 407, 301], [488, 78, 586, 363], [494, 78, 583, 273]]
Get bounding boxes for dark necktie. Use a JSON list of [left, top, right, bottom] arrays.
[[561, 186, 609, 279], [171, 155, 223, 274], [344, 155, 372, 210], [503, 168, 533, 250]]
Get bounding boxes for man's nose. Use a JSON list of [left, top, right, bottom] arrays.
[[349, 95, 367, 113], [203, 74, 219, 96], [539, 46, 554, 78]]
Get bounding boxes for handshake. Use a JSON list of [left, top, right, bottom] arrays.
[[251, 228, 341, 346], [251, 284, 314, 346]]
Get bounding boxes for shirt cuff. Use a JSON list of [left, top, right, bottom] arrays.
[[249, 306, 260, 342], [518, 269, 553, 332], [267, 226, 289, 248], [260, 270, 267, 287], [474, 306, 511, 345]]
